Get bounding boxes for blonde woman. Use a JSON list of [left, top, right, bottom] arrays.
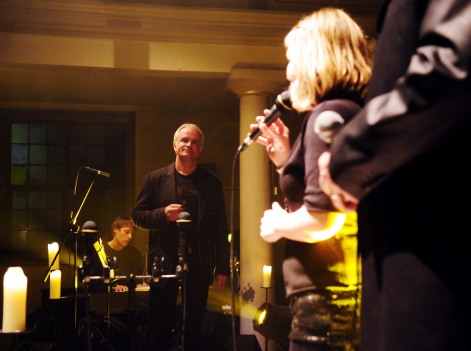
[[248, 8, 372, 350]]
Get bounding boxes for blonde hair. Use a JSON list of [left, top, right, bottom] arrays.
[[285, 7, 373, 112]]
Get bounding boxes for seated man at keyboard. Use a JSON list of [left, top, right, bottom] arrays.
[[104, 216, 148, 292]]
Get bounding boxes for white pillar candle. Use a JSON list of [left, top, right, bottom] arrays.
[[262, 265, 272, 288], [2, 267, 27, 332], [50, 270, 61, 299], [48, 242, 60, 271]]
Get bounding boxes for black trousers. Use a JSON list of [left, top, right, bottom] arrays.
[[146, 257, 209, 351]]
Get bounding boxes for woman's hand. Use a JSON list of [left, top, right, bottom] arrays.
[[260, 201, 287, 243], [249, 111, 291, 169]]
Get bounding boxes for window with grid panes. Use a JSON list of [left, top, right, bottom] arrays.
[[1, 110, 134, 266]]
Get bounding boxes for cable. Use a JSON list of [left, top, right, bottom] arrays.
[[229, 149, 241, 351]]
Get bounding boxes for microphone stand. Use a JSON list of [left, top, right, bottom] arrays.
[[176, 212, 191, 351], [43, 169, 97, 346]]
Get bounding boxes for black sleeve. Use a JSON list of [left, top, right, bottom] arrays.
[[330, 0, 471, 198]]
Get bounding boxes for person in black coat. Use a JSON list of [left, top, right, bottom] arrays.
[[132, 123, 230, 351], [318, 1, 471, 350]]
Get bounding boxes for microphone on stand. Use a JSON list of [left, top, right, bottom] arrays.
[[314, 110, 345, 144], [83, 166, 111, 178], [238, 90, 293, 152], [176, 212, 191, 279], [176, 211, 191, 350], [79, 220, 99, 280]]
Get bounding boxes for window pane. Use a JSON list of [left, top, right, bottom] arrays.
[[12, 191, 28, 209], [30, 145, 47, 164], [30, 124, 47, 144], [11, 165, 28, 185], [29, 191, 46, 209], [29, 165, 47, 185], [11, 144, 28, 164], [11, 123, 28, 143], [48, 145, 66, 164]]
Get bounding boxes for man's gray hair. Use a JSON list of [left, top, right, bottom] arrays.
[[173, 123, 204, 146]]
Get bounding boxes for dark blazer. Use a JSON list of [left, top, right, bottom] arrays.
[[329, 1, 471, 350], [132, 163, 230, 286], [331, 0, 471, 197]]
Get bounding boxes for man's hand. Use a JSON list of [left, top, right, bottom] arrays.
[[215, 274, 228, 293], [165, 204, 183, 221], [112, 284, 128, 292]]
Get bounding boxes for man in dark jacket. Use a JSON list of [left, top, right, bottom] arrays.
[[132, 123, 230, 351]]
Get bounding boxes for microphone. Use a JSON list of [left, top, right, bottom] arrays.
[[176, 212, 191, 277], [82, 220, 98, 234], [238, 90, 293, 152], [80, 220, 99, 279], [314, 110, 345, 144], [83, 166, 110, 178]]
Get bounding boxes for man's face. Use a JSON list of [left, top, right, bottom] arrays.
[[113, 226, 134, 248], [173, 127, 203, 161]]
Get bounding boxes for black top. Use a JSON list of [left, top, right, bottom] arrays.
[[104, 241, 144, 278], [280, 99, 361, 297]]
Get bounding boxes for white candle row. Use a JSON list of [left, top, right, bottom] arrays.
[[2, 242, 63, 333]]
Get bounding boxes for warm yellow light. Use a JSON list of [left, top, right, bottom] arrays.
[[257, 309, 267, 325], [93, 239, 108, 268], [50, 269, 61, 299], [2, 267, 27, 332], [262, 265, 272, 288], [48, 242, 60, 271], [305, 212, 347, 243]]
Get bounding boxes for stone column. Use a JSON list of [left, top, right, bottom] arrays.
[[228, 67, 286, 351]]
